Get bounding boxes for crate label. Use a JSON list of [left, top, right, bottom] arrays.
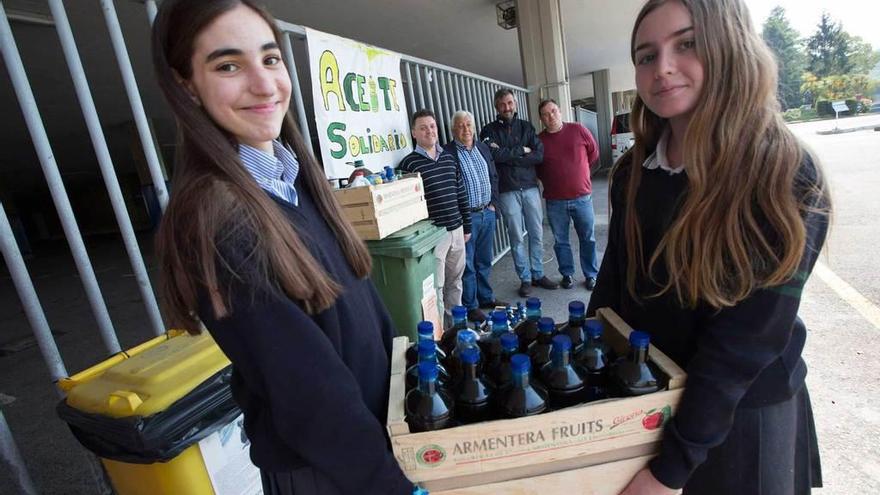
[[395, 400, 675, 472]]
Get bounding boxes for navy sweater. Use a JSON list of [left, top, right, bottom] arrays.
[[197, 179, 413, 494], [398, 148, 471, 234], [587, 156, 829, 489]]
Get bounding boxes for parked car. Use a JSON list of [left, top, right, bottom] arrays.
[[611, 112, 634, 163]]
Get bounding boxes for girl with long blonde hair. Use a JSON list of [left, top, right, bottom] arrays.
[[587, 0, 829, 493]]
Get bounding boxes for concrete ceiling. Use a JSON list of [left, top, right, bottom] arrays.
[[0, 0, 640, 186]]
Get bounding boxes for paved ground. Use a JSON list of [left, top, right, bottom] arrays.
[[1, 115, 878, 493]]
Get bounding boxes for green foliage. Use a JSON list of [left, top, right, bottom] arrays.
[[806, 12, 852, 77], [845, 36, 880, 75], [802, 73, 873, 103], [762, 7, 806, 110], [782, 108, 802, 121]]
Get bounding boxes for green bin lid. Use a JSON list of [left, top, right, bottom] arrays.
[[365, 220, 447, 258]]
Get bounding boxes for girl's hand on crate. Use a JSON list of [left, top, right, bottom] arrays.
[[618, 468, 680, 495]]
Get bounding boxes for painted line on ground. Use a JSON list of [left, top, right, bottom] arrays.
[[813, 261, 880, 330]]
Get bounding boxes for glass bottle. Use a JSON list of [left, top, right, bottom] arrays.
[[453, 347, 493, 424], [405, 361, 454, 432], [611, 331, 662, 396], [406, 339, 450, 391], [406, 321, 446, 368], [487, 332, 519, 391], [513, 297, 541, 353], [539, 334, 587, 409], [560, 301, 586, 352], [479, 310, 512, 369], [497, 354, 548, 418], [575, 320, 613, 401], [527, 317, 556, 375]]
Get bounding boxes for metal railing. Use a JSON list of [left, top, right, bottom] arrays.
[[0, 2, 529, 491]]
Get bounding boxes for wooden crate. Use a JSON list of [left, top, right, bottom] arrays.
[[386, 307, 687, 493], [333, 173, 429, 240]]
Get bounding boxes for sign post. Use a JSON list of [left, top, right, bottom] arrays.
[[831, 100, 849, 129]]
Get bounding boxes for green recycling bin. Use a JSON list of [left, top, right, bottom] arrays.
[[365, 220, 447, 341]]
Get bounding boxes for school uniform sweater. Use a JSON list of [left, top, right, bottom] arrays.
[[398, 148, 472, 234], [587, 155, 829, 489], [197, 178, 413, 494]]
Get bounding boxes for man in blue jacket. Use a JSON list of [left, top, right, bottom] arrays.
[[480, 89, 558, 297], [444, 110, 508, 322]]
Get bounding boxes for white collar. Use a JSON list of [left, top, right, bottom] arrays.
[[643, 127, 685, 175]]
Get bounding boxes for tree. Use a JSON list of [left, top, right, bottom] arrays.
[[806, 12, 852, 77], [762, 7, 806, 110], [844, 34, 880, 75]]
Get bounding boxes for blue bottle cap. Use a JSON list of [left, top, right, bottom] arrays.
[[456, 330, 477, 345], [538, 317, 555, 333], [418, 339, 436, 356], [551, 334, 572, 353], [500, 332, 519, 351], [418, 361, 439, 380], [461, 347, 480, 364], [491, 310, 508, 324], [584, 320, 603, 338], [510, 353, 531, 374], [629, 330, 650, 349], [417, 321, 434, 338], [526, 297, 541, 309], [451, 305, 467, 319], [568, 300, 585, 315]]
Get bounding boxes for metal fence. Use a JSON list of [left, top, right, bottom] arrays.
[[0, 1, 528, 491]]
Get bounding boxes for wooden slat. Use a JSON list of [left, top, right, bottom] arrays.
[[433, 455, 655, 495], [391, 336, 409, 375]]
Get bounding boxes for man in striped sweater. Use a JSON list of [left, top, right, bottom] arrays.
[[398, 109, 471, 323]]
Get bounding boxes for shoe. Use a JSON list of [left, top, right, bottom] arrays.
[[467, 308, 487, 323], [585, 277, 597, 290], [560, 275, 574, 289], [479, 299, 510, 310], [518, 281, 532, 297], [534, 276, 559, 290]]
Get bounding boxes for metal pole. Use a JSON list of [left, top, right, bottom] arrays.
[[421, 66, 435, 114], [403, 62, 416, 116], [144, 0, 158, 24], [467, 78, 480, 130], [465, 77, 477, 130], [479, 81, 490, 126], [99, 0, 169, 212], [414, 64, 425, 110], [49, 0, 166, 337], [0, 202, 69, 381], [0, 3, 121, 354], [0, 408, 37, 495], [430, 69, 446, 142], [438, 71, 452, 136], [448, 72, 460, 113], [279, 31, 314, 154]]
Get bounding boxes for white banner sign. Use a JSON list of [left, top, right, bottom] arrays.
[[306, 28, 412, 179]]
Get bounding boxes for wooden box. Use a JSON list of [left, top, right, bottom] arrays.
[[386, 308, 687, 494], [333, 173, 429, 240]]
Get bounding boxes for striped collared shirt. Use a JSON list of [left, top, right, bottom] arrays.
[[454, 140, 491, 209], [415, 143, 443, 161], [238, 140, 300, 206]]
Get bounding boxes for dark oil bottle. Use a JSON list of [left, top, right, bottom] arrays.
[[440, 305, 471, 355], [539, 334, 587, 409], [405, 361, 454, 432], [497, 354, 548, 418], [513, 297, 541, 353], [406, 339, 450, 391], [575, 320, 613, 401], [406, 321, 446, 368], [612, 331, 662, 396], [446, 328, 480, 387], [560, 301, 586, 352], [487, 332, 519, 391], [453, 347, 493, 424], [479, 310, 513, 370], [527, 317, 556, 375]]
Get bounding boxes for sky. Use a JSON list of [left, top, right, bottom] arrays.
[[744, 0, 880, 49]]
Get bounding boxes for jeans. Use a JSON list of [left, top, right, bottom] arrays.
[[462, 207, 497, 310], [545, 194, 599, 279], [498, 187, 544, 282]]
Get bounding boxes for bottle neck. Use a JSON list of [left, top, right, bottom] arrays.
[[452, 316, 467, 329], [492, 322, 511, 336], [513, 371, 531, 388], [569, 313, 585, 326], [551, 350, 570, 368], [418, 332, 433, 343], [418, 378, 437, 395], [629, 345, 649, 364], [419, 352, 439, 365], [526, 308, 541, 320], [463, 362, 479, 380]]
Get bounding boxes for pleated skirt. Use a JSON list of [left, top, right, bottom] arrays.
[[684, 386, 822, 495]]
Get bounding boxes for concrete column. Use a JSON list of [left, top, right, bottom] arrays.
[[592, 69, 614, 170], [515, 0, 571, 127]]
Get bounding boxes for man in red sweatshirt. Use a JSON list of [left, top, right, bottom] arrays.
[[537, 99, 600, 290]]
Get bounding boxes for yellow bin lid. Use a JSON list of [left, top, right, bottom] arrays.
[[62, 331, 231, 418]]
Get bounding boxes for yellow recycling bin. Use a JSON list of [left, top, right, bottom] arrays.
[[57, 330, 239, 495]]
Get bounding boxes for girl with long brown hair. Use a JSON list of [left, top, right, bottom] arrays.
[[151, 1, 417, 493], [587, 0, 830, 493]]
